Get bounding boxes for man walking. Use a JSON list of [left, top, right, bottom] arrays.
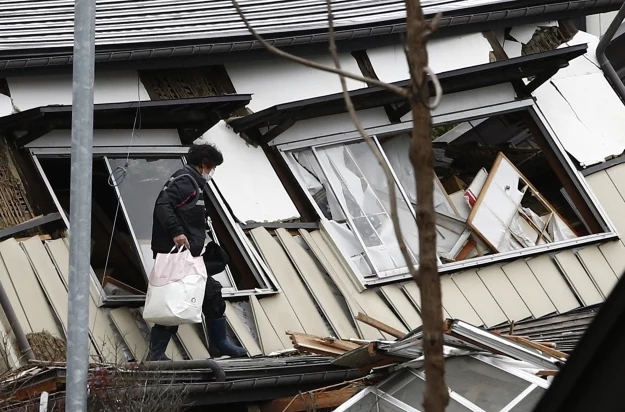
[[146, 143, 247, 361]]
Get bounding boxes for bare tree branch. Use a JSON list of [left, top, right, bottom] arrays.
[[405, 0, 449, 410], [231, 0, 408, 98], [325, 1, 419, 283]]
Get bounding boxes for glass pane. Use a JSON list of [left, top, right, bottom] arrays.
[[316, 143, 419, 274], [346, 392, 406, 412], [379, 134, 467, 256], [108, 157, 183, 275], [289, 151, 374, 277], [443, 357, 531, 410], [509, 387, 546, 412]]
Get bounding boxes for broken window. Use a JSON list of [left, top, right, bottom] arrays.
[[33, 153, 274, 301], [283, 107, 608, 284]]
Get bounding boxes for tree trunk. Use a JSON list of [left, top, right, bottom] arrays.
[[405, 1, 449, 411]]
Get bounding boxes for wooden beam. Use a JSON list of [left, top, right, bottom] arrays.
[[356, 312, 405, 339], [505, 335, 568, 359], [259, 386, 359, 412], [0, 213, 61, 240]]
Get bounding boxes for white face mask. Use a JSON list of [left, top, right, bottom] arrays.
[[202, 168, 215, 181]]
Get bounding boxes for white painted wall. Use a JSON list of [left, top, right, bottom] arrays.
[[272, 108, 391, 147], [533, 31, 625, 167], [586, 11, 618, 38], [199, 121, 300, 223], [26, 129, 181, 148], [367, 33, 492, 83], [6, 71, 150, 113], [226, 52, 366, 112]]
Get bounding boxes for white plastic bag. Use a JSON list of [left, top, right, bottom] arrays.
[[143, 247, 207, 326]]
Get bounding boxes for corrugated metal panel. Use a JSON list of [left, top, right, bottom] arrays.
[[0, 0, 517, 50]]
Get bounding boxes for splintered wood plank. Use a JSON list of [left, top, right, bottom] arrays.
[[22, 237, 69, 336], [138, 308, 185, 361], [501, 260, 556, 318], [577, 245, 619, 298], [599, 240, 625, 279], [440, 276, 483, 326], [527, 255, 580, 314], [250, 295, 285, 355], [225, 301, 261, 357], [401, 282, 450, 320], [306, 231, 385, 340], [297, 230, 359, 339], [0, 238, 60, 337], [110, 308, 148, 362], [176, 324, 210, 360], [477, 266, 532, 322], [45, 239, 122, 363], [451, 270, 507, 327], [553, 250, 603, 306], [254, 228, 330, 337], [587, 170, 625, 242], [380, 284, 422, 330]]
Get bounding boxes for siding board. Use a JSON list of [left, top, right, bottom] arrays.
[[553, 250, 603, 305], [501, 260, 556, 318], [477, 266, 532, 322], [451, 270, 507, 327], [526, 255, 580, 313]]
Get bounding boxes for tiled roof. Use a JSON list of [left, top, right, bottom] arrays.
[[0, 0, 514, 50]]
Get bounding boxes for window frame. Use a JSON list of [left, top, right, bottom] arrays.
[[278, 100, 618, 286], [30, 147, 279, 303]]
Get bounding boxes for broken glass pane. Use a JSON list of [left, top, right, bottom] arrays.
[[443, 357, 531, 410]]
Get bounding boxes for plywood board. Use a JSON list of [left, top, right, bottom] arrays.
[[310, 231, 406, 340], [304, 231, 382, 340], [225, 301, 262, 357], [176, 324, 210, 360], [599, 240, 625, 278], [46, 239, 122, 363], [526, 255, 580, 313], [586, 170, 625, 240], [501, 260, 556, 318], [255, 228, 330, 337], [380, 284, 422, 330], [110, 308, 148, 361], [440, 276, 483, 326], [401, 282, 451, 320], [0, 239, 60, 337], [577, 246, 619, 298], [22, 237, 69, 335], [477, 266, 532, 322], [451, 270, 507, 327], [553, 250, 602, 305], [249, 295, 285, 355]]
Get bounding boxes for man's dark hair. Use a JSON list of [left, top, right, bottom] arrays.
[[187, 143, 224, 168]]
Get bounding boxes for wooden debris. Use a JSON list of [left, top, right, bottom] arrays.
[[356, 312, 405, 339], [26, 332, 66, 363], [505, 335, 569, 359], [259, 386, 359, 412], [287, 331, 363, 357]]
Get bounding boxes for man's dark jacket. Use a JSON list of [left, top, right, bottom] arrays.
[[152, 165, 208, 257]]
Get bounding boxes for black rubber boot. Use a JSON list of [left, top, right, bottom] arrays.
[[146, 326, 173, 361], [207, 317, 247, 358]]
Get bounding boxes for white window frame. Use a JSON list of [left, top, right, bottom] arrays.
[[278, 100, 619, 286], [30, 147, 278, 302]]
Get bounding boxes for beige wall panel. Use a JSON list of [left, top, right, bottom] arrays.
[[225, 301, 262, 357], [526, 255, 580, 314], [501, 260, 556, 318], [553, 250, 603, 305], [380, 284, 422, 330], [440, 276, 483, 326], [577, 245, 619, 298], [477, 266, 532, 322], [451, 270, 507, 327]]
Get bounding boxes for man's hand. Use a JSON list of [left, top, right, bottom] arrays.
[[173, 234, 190, 249]]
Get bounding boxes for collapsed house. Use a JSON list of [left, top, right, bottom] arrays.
[[0, 0, 622, 409]]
